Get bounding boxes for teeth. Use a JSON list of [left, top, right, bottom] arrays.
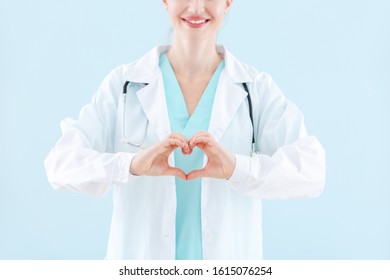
[[188, 19, 206, 24]]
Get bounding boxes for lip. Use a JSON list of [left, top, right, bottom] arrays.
[[182, 16, 210, 29]]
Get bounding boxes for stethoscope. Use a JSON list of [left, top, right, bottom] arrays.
[[121, 81, 255, 152], [121, 81, 149, 149]]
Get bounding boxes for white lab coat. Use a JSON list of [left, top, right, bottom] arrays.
[[44, 45, 325, 260]]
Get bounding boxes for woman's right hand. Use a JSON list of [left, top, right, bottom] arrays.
[[129, 133, 190, 180]]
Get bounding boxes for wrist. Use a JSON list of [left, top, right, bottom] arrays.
[[226, 153, 236, 180], [129, 155, 140, 176]]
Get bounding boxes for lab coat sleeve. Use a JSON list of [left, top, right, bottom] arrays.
[[44, 67, 138, 196], [227, 73, 326, 199]]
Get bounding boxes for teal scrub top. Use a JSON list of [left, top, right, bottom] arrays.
[[159, 54, 224, 260]]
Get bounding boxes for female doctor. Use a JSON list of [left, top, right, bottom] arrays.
[[44, 0, 325, 260]]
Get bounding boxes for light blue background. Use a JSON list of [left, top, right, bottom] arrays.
[[1, 0, 389, 259]]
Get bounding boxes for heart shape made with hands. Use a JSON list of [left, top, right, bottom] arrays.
[[163, 132, 235, 181], [130, 131, 235, 181]]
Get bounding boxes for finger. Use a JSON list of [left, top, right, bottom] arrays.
[[186, 168, 209, 181], [169, 132, 188, 143], [163, 138, 187, 150], [189, 136, 213, 150], [168, 132, 190, 153], [188, 131, 210, 142], [189, 132, 214, 146], [181, 146, 192, 155], [165, 167, 187, 180]]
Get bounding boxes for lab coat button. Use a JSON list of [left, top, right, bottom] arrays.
[[203, 230, 212, 239]]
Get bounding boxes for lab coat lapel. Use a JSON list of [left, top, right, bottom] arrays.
[[136, 77, 171, 141], [126, 45, 172, 141], [208, 72, 248, 142]]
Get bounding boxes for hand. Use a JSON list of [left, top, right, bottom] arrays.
[[129, 132, 190, 180], [186, 131, 236, 181]]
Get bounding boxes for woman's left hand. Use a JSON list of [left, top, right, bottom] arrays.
[[186, 131, 236, 181]]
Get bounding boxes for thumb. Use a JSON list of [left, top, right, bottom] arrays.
[[186, 168, 208, 181], [165, 167, 187, 181]]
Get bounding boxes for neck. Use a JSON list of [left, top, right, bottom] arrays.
[[166, 36, 222, 79]]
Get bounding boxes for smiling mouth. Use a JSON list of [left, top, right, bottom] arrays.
[[182, 17, 210, 27], [187, 19, 208, 24]]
